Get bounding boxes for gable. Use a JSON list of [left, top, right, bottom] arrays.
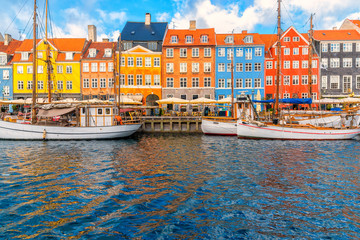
[[126, 45, 154, 54]]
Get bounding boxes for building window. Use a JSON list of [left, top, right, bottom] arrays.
[[235, 78, 243, 88], [283, 61, 290, 69], [66, 66, 72, 74], [311, 75, 317, 85], [57, 80, 63, 90], [218, 48, 225, 57], [254, 48, 262, 56], [293, 37, 300, 42], [154, 57, 160, 67], [244, 36, 253, 43], [91, 63, 97, 72], [38, 65, 43, 74], [301, 75, 308, 85], [180, 63, 187, 73], [283, 76, 290, 85], [343, 76, 352, 93], [136, 75, 143, 85], [218, 63, 225, 72], [17, 66, 23, 74], [108, 62, 113, 72], [330, 58, 340, 68], [356, 76, 360, 89], [330, 75, 340, 89], [302, 47, 308, 55], [21, 52, 29, 60], [83, 78, 89, 88], [89, 49, 97, 57], [301, 93, 308, 98], [121, 57, 125, 66], [192, 63, 199, 73], [180, 48, 187, 57], [0, 55, 6, 64], [3, 86, 9, 96], [204, 77, 211, 87], [204, 63, 211, 73], [27, 80, 32, 89], [180, 78, 187, 88], [171, 36, 178, 43], [201, 35, 208, 43], [38, 81, 43, 90], [266, 61, 273, 69], [330, 43, 340, 52], [293, 48, 299, 55], [284, 48, 290, 55], [236, 48, 243, 57], [321, 43, 328, 52], [266, 76, 273, 86], [321, 76, 327, 89], [166, 48, 174, 57], [145, 57, 151, 67], [284, 37, 290, 42], [227, 49, 233, 60], [128, 75, 134, 85], [302, 61, 308, 69], [66, 81, 72, 90], [245, 63, 252, 72], [166, 63, 174, 73], [192, 77, 199, 87], [57, 65, 63, 73], [128, 57, 134, 67], [65, 52, 74, 60], [343, 58, 352, 68], [321, 58, 328, 69], [148, 42, 157, 50], [356, 58, 360, 68], [18, 81, 23, 90], [3, 70, 9, 79], [283, 93, 290, 99], [26, 66, 32, 74], [166, 78, 174, 87], [99, 63, 106, 72], [100, 78, 106, 88], [245, 48, 252, 60], [136, 57, 143, 67], [293, 61, 299, 69], [204, 48, 211, 57], [254, 63, 261, 71], [83, 63, 89, 72], [91, 78, 98, 88], [343, 43, 352, 52], [227, 63, 232, 72], [225, 35, 234, 43], [154, 75, 160, 86], [218, 79, 225, 88], [227, 79, 232, 88], [245, 78, 252, 88], [145, 75, 151, 86], [236, 63, 243, 72], [119, 75, 124, 86], [254, 78, 261, 88], [293, 75, 299, 85], [124, 42, 133, 50], [186, 35, 193, 43], [192, 48, 199, 57]]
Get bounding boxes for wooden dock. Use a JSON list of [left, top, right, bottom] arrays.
[[141, 116, 202, 133]]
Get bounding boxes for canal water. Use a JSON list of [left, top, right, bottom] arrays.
[[0, 134, 359, 239]]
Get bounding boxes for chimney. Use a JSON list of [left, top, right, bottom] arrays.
[[0, 33, 4, 42], [4, 34, 12, 46], [102, 38, 109, 42], [332, 27, 337, 30], [145, 13, 151, 25], [88, 25, 97, 42], [242, 30, 248, 34], [189, 20, 196, 30]]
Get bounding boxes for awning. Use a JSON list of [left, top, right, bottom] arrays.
[[252, 98, 312, 104], [37, 107, 76, 117]]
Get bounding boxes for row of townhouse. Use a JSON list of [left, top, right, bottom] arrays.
[[1, 14, 360, 108]]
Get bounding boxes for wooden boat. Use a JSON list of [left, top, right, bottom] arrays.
[[201, 117, 237, 136]]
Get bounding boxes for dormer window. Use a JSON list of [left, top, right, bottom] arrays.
[[185, 35, 193, 43], [171, 36, 178, 43], [65, 52, 74, 60], [21, 52, 29, 60], [104, 48, 112, 57], [244, 35, 253, 43], [148, 42, 157, 50], [89, 48, 97, 58], [0, 55, 6, 65], [123, 42, 132, 50], [201, 35, 208, 43], [38, 52, 43, 59], [225, 36, 234, 44]]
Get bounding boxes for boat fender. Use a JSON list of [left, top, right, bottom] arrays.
[[43, 129, 47, 140]]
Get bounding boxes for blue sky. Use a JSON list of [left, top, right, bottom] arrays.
[[1, 0, 360, 41]]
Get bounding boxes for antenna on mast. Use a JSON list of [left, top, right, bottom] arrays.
[[273, 0, 281, 123]]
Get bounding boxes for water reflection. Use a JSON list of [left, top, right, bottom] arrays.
[[0, 136, 360, 239]]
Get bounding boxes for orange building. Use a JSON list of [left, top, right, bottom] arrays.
[[81, 40, 116, 100], [162, 20, 216, 101]]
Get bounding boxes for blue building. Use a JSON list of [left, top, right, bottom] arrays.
[[215, 31, 265, 102], [0, 34, 21, 111]]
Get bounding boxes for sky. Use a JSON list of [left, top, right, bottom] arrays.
[[0, 0, 360, 42]]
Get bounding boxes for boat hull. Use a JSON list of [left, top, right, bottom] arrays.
[[201, 118, 237, 136], [237, 121, 360, 140], [0, 120, 141, 140]]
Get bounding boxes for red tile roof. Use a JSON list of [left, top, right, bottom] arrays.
[[82, 41, 116, 60], [349, 20, 360, 27], [0, 40, 22, 54], [163, 28, 216, 46], [313, 29, 360, 40], [216, 32, 264, 46]]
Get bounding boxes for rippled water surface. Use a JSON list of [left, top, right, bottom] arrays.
[[0, 134, 360, 239]]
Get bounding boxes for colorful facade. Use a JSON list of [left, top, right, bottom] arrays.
[[12, 38, 87, 100], [162, 21, 216, 102], [215, 31, 265, 101], [261, 26, 320, 102], [81, 41, 116, 100]]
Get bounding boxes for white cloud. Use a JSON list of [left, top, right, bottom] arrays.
[[156, 12, 170, 22]]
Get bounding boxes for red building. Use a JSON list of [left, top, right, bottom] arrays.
[[261, 26, 319, 104]]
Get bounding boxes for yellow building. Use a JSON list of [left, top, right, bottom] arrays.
[[119, 45, 162, 105], [12, 38, 87, 100]]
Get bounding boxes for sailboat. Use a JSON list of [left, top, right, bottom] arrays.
[[0, 0, 141, 140], [236, 0, 360, 140]]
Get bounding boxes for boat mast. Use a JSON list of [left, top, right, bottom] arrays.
[[31, 0, 37, 124], [308, 13, 313, 106], [118, 34, 122, 113], [231, 30, 235, 118], [274, 0, 281, 121], [45, 0, 52, 102], [113, 41, 117, 107]]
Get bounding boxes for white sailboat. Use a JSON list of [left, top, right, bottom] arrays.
[[237, 0, 360, 140], [0, 0, 141, 140]]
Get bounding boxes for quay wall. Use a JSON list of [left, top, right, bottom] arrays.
[[140, 116, 202, 133]]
